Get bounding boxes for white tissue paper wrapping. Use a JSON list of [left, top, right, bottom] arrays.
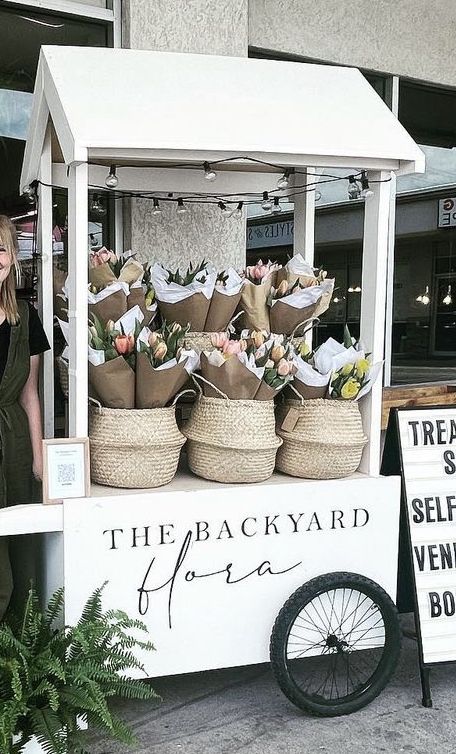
[[114, 305, 144, 334], [215, 268, 244, 296], [88, 281, 130, 304], [293, 353, 331, 387], [88, 346, 105, 366], [285, 253, 316, 277], [270, 279, 333, 309], [151, 262, 217, 303]]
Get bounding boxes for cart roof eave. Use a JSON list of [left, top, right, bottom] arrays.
[[20, 46, 424, 192]]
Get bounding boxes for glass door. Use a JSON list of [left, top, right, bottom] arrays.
[[431, 274, 456, 356]]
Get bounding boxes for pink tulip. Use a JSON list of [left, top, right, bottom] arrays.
[[211, 332, 229, 348], [114, 334, 135, 356], [253, 264, 269, 280], [277, 358, 291, 377], [222, 340, 243, 357]]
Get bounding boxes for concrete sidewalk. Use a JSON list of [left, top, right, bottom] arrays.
[[87, 634, 455, 754]]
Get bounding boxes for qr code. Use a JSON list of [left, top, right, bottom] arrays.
[[57, 463, 76, 486]]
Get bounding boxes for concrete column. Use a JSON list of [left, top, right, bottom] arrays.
[[122, 0, 249, 269]]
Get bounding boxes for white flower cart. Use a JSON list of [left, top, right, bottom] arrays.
[[3, 46, 425, 748]]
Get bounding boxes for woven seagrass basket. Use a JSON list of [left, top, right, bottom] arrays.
[[90, 405, 185, 488], [276, 398, 367, 479], [56, 356, 69, 398], [183, 395, 281, 484]]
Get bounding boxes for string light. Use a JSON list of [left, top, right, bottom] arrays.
[[218, 201, 231, 217], [272, 197, 282, 215], [315, 190, 322, 201], [348, 175, 361, 200], [261, 191, 272, 211], [443, 285, 452, 306], [277, 169, 292, 190], [152, 198, 162, 216], [360, 171, 374, 199], [416, 285, 430, 305], [22, 182, 37, 205], [105, 165, 118, 189], [203, 162, 217, 181], [176, 197, 188, 214], [232, 201, 244, 218]]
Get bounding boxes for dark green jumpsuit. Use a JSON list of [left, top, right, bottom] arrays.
[[0, 300, 40, 619]]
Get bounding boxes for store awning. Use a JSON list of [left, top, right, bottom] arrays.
[[21, 46, 424, 191]]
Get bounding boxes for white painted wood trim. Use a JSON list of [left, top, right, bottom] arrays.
[[384, 77, 399, 387], [293, 168, 315, 264], [3, 0, 115, 21], [38, 127, 55, 439], [68, 162, 89, 437], [359, 171, 392, 476]]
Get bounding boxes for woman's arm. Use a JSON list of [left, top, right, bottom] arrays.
[[19, 355, 43, 480]]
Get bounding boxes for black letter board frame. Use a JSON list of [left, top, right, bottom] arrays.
[[382, 404, 456, 708]]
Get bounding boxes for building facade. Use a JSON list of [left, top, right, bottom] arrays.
[[1, 0, 455, 384]]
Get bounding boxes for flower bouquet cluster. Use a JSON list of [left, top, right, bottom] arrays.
[[199, 330, 296, 401], [269, 254, 334, 335], [238, 259, 281, 331], [151, 260, 243, 332], [290, 326, 382, 401], [88, 248, 157, 326], [88, 306, 143, 409], [136, 321, 199, 408], [87, 308, 199, 410]]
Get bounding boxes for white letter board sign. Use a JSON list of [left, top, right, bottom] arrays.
[[396, 407, 456, 665]]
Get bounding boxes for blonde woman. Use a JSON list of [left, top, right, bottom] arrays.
[[0, 215, 50, 619]]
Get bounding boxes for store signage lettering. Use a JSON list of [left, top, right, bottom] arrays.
[[247, 221, 294, 249], [102, 507, 369, 629], [438, 197, 456, 228], [398, 408, 456, 663]]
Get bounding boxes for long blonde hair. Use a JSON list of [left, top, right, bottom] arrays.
[[0, 215, 20, 325]]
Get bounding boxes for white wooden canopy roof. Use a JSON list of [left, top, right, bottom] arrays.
[[21, 46, 424, 191]]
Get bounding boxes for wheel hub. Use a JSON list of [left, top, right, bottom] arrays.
[[326, 633, 348, 652]]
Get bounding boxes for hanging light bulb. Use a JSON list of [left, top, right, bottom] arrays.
[[272, 197, 282, 215], [261, 191, 273, 211], [354, 285, 362, 293], [416, 293, 423, 303], [333, 296, 341, 303], [22, 184, 36, 205], [360, 171, 374, 199], [421, 286, 430, 306], [348, 286, 355, 293], [232, 201, 244, 218], [152, 198, 162, 216], [218, 201, 231, 217], [277, 169, 292, 190], [176, 197, 188, 214], [203, 161, 217, 181], [90, 193, 107, 218], [348, 176, 361, 200], [315, 190, 322, 201], [105, 165, 118, 189], [443, 285, 452, 306]]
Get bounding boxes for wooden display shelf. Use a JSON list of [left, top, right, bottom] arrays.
[[381, 384, 456, 429]]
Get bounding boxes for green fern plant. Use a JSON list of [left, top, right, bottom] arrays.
[[0, 584, 159, 754]]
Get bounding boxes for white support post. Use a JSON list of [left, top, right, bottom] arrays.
[[293, 168, 316, 347], [384, 76, 399, 387], [293, 168, 315, 264], [37, 126, 55, 438], [359, 171, 392, 476], [68, 163, 89, 438]]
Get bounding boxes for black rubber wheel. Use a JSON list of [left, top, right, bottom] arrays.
[[270, 572, 401, 717]]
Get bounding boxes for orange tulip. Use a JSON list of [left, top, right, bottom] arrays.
[[114, 334, 135, 355]]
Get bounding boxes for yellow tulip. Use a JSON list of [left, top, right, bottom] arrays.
[[341, 363, 354, 377], [341, 378, 361, 400], [356, 358, 370, 378]]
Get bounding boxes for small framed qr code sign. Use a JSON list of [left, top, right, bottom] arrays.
[[42, 438, 90, 505]]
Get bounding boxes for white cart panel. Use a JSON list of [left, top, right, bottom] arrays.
[[63, 474, 400, 678]]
